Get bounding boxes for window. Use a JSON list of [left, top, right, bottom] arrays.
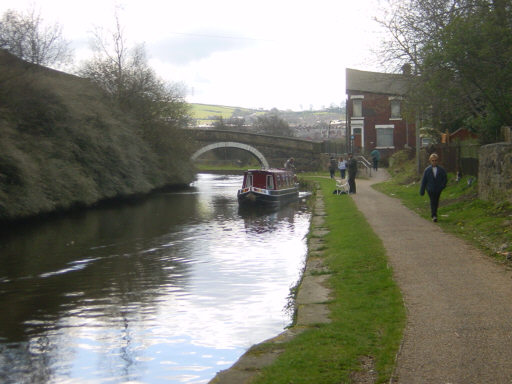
[[376, 125, 394, 147], [246, 173, 253, 187], [353, 99, 362, 117], [390, 99, 401, 119], [266, 175, 274, 189]]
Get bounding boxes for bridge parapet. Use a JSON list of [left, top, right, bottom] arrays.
[[183, 128, 324, 171]]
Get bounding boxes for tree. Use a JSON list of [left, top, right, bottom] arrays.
[[212, 116, 227, 130], [78, 14, 189, 130], [253, 113, 294, 137], [78, 12, 193, 175], [0, 8, 72, 67], [377, 0, 512, 142], [212, 116, 246, 130]]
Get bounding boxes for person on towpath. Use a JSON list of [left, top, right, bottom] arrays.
[[338, 156, 347, 179], [420, 153, 447, 222], [347, 153, 358, 194], [328, 156, 337, 179], [370, 147, 380, 171]]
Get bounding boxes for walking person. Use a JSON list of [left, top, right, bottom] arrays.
[[284, 157, 295, 172], [347, 153, 358, 194], [370, 147, 380, 171], [328, 157, 337, 179], [420, 153, 447, 222], [338, 157, 347, 179]]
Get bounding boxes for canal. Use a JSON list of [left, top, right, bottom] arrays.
[[0, 173, 311, 384]]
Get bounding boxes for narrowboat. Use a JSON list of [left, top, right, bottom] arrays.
[[237, 168, 299, 206]]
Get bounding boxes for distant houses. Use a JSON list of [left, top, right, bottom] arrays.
[[345, 67, 415, 160]]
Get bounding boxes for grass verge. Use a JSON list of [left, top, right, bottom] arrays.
[[252, 175, 405, 384]]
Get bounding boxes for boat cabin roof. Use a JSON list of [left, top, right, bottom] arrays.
[[244, 168, 292, 175]]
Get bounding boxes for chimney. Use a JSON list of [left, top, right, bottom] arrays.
[[401, 63, 412, 75]]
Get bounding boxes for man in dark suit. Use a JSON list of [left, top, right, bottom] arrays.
[[420, 153, 447, 222], [347, 153, 358, 194]]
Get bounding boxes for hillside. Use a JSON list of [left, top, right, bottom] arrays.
[[190, 103, 345, 127], [0, 50, 195, 223], [189, 104, 262, 124]]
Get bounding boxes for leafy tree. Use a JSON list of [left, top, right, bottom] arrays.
[[212, 116, 227, 130], [377, 0, 512, 142], [0, 8, 72, 67], [212, 116, 246, 130], [253, 113, 294, 137]]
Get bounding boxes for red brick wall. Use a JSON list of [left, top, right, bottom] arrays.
[[347, 91, 416, 160]]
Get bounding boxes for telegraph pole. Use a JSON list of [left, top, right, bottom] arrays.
[[415, 112, 421, 174]]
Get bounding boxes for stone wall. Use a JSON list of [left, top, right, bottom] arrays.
[[478, 143, 512, 203]]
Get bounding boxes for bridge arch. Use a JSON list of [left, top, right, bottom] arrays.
[[190, 141, 270, 169]]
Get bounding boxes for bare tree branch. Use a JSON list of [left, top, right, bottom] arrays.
[[0, 7, 72, 68], [79, 13, 189, 131]]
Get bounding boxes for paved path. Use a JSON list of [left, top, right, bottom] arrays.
[[353, 170, 512, 383]]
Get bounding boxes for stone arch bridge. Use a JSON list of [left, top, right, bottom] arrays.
[[184, 129, 325, 171]]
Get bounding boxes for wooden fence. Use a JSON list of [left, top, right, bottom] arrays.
[[421, 143, 480, 176]]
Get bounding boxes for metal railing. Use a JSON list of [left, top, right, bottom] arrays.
[[357, 155, 372, 177]]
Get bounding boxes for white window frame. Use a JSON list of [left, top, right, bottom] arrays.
[[375, 124, 395, 148], [351, 95, 364, 118], [266, 174, 274, 189], [350, 119, 365, 149], [388, 96, 402, 120]]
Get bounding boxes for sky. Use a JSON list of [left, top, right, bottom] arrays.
[[0, 0, 387, 111]]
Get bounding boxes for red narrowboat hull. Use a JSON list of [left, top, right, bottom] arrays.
[[237, 186, 299, 206]]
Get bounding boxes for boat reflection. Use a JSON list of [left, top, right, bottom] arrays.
[[238, 193, 311, 235]]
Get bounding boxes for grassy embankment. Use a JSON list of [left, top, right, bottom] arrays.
[[252, 175, 406, 384], [0, 51, 195, 222], [374, 151, 512, 261]]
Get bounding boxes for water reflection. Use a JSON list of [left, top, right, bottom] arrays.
[[0, 174, 311, 383]]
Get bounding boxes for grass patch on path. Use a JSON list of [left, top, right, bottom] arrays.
[[253, 175, 405, 384]]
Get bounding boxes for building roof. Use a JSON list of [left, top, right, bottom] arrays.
[[346, 68, 411, 96], [450, 127, 478, 141]]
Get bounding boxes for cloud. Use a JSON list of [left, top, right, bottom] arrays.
[[148, 29, 258, 65], [0, 0, 387, 111]]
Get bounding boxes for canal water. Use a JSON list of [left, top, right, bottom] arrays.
[[0, 173, 311, 384]]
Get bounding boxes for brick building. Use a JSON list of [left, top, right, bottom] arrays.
[[346, 68, 416, 160]]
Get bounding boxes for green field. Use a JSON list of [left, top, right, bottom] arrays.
[[189, 103, 345, 126], [189, 103, 262, 124]]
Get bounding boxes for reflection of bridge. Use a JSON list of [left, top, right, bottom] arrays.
[[185, 129, 324, 171]]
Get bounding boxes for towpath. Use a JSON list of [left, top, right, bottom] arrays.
[[353, 169, 512, 383]]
